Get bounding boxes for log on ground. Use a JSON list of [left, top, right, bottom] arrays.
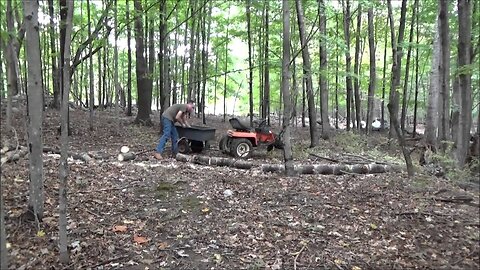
[[261, 163, 398, 175], [118, 152, 136, 161], [175, 153, 253, 169]]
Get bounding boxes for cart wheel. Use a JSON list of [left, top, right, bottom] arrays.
[[190, 141, 204, 153], [219, 135, 231, 154], [177, 138, 190, 154], [230, 138, 253, 158]]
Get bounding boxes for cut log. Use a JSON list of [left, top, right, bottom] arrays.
[[175, 153, 253, 169], [118, 152, 136, 161], [43, 146, 94, 163], [0, 146, 28, 165], [261, 163, 398, 175], [174, 153, 400, 174], [120, 146, 130, 153]]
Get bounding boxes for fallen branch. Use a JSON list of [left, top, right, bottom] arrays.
[[293, 243, 307, 270], [308, 153, 340, 163]]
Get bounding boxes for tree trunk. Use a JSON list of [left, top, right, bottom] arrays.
[[318, 0, 329, 139], [454, 0, 473, 167], [263, 2, 270, 124], [187, 0, 197, 102], [342, 0, 353, 131], [47, 0, 60, 109], [126, 0, 132, 116], [413, 5, 420, 137], [366, 6, 376, 135], [282, 0, 294, 176], [387, 0, 408, 138], [0, 185, 7, 269], [401, 0, 418, 132], [295, 0, 318, 147], [381, 26, 388, 130], [353, 3, 362, 129], [59, 0, 74, 264], [133, 0, 153, 126], [438, 0, 451, 145], [247, 0, 254, 126], [87, 0, 95, 131], [223, 6, 230, 121], [335, 13, 339, 129], [425, 19, 441, 149], [25, 0, 45, 221]]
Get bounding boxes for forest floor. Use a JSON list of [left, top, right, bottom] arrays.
[[1, 105, 479, 270]]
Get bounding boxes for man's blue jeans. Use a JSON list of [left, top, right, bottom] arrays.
[[156, 117, 179, 155]]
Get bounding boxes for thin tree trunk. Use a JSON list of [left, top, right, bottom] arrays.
[[387, 0, 408, 138], [133, 0, 153, 125], [59, 0, 74, 264], [342, 0, 353, 131], [25, 0, 45, 222], [413, 4, 420, 137], [381, 25, 388, 130], [263, 2, 270, 124], [401, 0, 418, 132], [87, 0, 95, 131], [318, 0, 329, 139], [366, 5, 376, 135], [426, 19, 441, 148], [438, 0, 451, 145], [48, 0, 59, 109], [247, 0, 254, 126], [223, 6, 230, 121], [295, 0, 318, 147], [187, 0, 197, 102], [353, 3, 362, 129], [126, 0, 132, 116], [454, 0, 473, 166], [335, 13, 339, 129], [282, 0, 294, 176]]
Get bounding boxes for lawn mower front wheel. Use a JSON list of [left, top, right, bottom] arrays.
[[230, 138, 253, 158]]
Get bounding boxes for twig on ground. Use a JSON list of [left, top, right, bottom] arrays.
[[293, 243, 307, 270], [308, 153, 340, 163], [84, 255, 130, 269]]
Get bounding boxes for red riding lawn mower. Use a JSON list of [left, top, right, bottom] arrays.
[[219, 118, 284, 158]]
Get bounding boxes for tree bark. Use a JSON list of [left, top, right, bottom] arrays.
[[262, 2, 270, 124], [247, 0, 254, 126], [401, 0, 418, 132], [133, 0, 153, 126], [87, 0, 95, 131], [318, 0, 329, 139], [25, 0, 45, 221], [59, 0, 74, 264], [438, 0, 451, 145], [295, 0, 318, 147], [126, 0, 132, 116], [47, 0, 60, 109], [387, 0, 407, 138], [425, 19, 441, 149], [366, 6, 376, 135], [454, 0, 473, 167], [282, 0, 294, 176], [341, 0, 353, 131], [353, 3, 362, 129]]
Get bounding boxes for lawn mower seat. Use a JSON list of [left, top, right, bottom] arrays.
[[229, 118, 252, 132]]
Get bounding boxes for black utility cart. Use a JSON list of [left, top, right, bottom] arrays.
[[175, 125, 216, 154]]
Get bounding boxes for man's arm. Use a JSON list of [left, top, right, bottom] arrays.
[[175, 111, 190, 127]]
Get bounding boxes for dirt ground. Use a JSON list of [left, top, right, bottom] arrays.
[[1, 107, 479, 270]]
